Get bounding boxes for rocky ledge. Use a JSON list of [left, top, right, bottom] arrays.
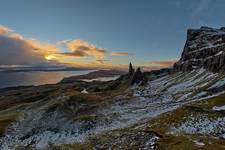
[[174, 26, 225, 72]]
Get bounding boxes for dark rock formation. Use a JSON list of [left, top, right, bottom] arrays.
[[129, 62, 135, 77], [174, 26, 225, 72], [131, 67, 144, 85]]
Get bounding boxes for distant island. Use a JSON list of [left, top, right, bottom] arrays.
[[60, 69, 126, 83]]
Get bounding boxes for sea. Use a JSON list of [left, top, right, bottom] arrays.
[[0, 70, 94, 89]]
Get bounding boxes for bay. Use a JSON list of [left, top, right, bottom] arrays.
[[0, 70, 94, 89]]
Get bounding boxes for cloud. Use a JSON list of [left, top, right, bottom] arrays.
[[0, 25, 60, 65], [0, 25, 12, 34], [111, 52, 132, 56], [0, 35, 47, 65], [65, 39, 107, 59], [0, 26, 110, 68], [56, 39, 71, 45], [59, 50, 88, 57], [27, 39, 60, 56], [96, 59, 111, 64], [0, 25, 157, 70], [148, 59, 177, 69]]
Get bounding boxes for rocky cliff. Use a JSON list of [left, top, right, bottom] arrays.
[[174, 26, 225, 72]]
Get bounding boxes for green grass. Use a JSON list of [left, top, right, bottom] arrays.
[[143, 93, 225, 150], [58, 93, 225, 150], [0, 75, 224, 149], [195, 93, 225, 108]]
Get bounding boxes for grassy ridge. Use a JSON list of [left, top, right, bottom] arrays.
[[46, 94, 225, 150], [147, 93, 225, 150]]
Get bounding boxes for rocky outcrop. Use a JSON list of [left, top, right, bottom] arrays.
[[127, 63, 145, 85], [129, 62, 135, 77], [174, 26, 225, 72], [131, 67, 144, 85]]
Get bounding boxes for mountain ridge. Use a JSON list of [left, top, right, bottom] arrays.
[[174, 26, 225, 72]]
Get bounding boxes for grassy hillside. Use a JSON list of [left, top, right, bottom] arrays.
[[57, 94, 225, 150], [0, 69, 225, 149]]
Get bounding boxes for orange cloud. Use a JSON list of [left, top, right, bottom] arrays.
[[10, 33, 24, 40], [0, 26, 122, 69], [149, 59, 177, 68], [26, 39, 60, 56], [111, 52, 132, 56], [0, 25, 12, 34], [1, 25, 164, 70], [96, 59, 111, 64], [0, 34, 47, 65], [66, 39, 107, 59], [0, 25, 61, 65]]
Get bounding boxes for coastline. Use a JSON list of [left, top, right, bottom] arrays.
[[0, 69, 125, 90]]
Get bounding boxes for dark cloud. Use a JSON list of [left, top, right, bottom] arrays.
[[0, 25, 61, 66], [67, 39, 107, 59], [59, 50, 88, 57], [0, 35, 47, 65]]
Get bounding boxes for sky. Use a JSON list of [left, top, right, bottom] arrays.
[[0, 0, 225, 70]]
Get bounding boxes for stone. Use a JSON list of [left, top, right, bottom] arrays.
[[129, 62, 135, 77], [131, 67, 144, 85], [174, 26, 225, 72]]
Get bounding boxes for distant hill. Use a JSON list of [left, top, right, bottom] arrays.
[[60, 69, 126, 83]]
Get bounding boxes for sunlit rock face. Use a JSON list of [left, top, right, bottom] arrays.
[[174, 26, 225, 72]]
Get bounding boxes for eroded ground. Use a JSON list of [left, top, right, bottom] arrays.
[[0, 69, 225, 149]]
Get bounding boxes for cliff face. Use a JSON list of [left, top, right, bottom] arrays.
[[174, 26, 225, 72]]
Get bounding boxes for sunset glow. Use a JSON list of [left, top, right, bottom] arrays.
[[1, 1, 225, 149], [45, 55, 57, 61], [1, 0, 223, 70]]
